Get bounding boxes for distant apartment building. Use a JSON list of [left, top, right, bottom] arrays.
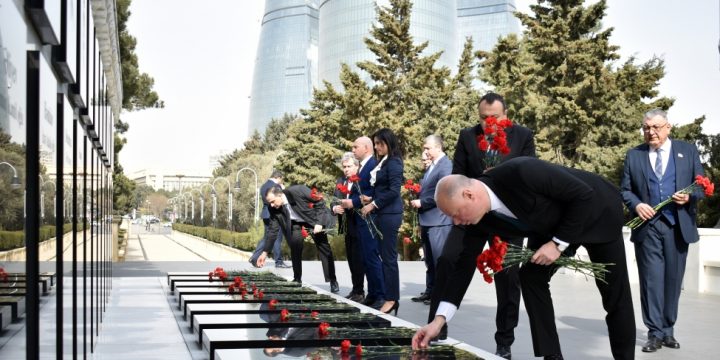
[[129, 169, 211, 192], [247, 0, 520, 134]]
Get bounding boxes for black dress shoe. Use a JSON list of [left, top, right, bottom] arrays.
[[495, 345, 511, 360], [362, 297, 376, 306], [642, 336, 663, 352], [662, 336, 680, 349], [347, 293, 365, 303], [275, 262, 292, 268], [411, 292, 431, 302], [330, 281, 340, 293], [543, 355, 563, 360], [249, 258, 258, 268]]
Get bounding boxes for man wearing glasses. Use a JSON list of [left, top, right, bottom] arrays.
[[620, 109, 704, 354]]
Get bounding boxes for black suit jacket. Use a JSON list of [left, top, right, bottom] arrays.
[[442, 157, 625, 306], [333, 177, 356, 235], [263, 185, 336, 253], [452, 123, 536, 178]]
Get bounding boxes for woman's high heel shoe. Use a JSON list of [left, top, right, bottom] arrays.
[[381, 301, 399, 315]]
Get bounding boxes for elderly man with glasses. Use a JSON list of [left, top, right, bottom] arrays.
[[620, 109, 705, 354]]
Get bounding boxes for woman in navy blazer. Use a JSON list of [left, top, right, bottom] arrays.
[[360, 128, 404, 314]]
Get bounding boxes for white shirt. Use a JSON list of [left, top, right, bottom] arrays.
[[281, 196, 301, 222], [649, 139, 672, 177], [369, 155, 387, 187]]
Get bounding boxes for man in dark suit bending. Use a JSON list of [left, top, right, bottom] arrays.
[[429, 92, 535, 359], [257, 185, 339, 293], [413, 157, 636, 360]]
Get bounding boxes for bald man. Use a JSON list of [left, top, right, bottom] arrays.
[[412, 157, 635, 360]]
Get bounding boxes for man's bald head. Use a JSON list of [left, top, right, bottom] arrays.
[[352, 136, 374, 161], [435, 174, 490, 226]]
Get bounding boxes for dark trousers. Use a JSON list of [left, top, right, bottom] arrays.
[[635, 218, 688, 339], [344, 217, 365, 294], [428, 225, 487, 325], [357, 214, 385, 301], [420, 226, 435, 294], [493, 235, 523, 347], [521, 237, 635, 359], [250, 218, 284, 262], [288, 223, 337, 283], [378, 213, 402, 301]]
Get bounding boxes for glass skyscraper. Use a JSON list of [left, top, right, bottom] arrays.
[[248, 0, 519, 133], [457, 0, 519, 52], [318, 0, 457, 88], [248, 0, 319, 134]]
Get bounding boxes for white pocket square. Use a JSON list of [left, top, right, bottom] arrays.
[[678, 153, 684, 158]]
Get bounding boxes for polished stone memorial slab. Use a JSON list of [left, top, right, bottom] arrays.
[[9, 272, 56, 286], [193, 312, 389, 343], [175, 286, 316, 302], [0, 296, 26, 320], [214, 345, 485, 360], [171, 279, 300, 292], [202, 327, 415, 360], [0, 281, 48, 295], [185, 302, 359, 326], [180, 293, 335, 317], [168, 271, 284, 286]]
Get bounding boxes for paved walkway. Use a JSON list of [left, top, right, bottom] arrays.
[[12, 228, 719, 359]]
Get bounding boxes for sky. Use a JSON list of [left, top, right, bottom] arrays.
[[120, 0, 720, 176]]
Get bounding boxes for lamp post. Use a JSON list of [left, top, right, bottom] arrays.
[[234, 167, 259, 224], [181, 192, 193, 220], [0, 161, 22, 188], [212, 177, 232, 229], [198, 183, 215, 225], [39, 175, 57, 220]]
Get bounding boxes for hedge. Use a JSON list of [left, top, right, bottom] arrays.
[[0, 223, 85, 251], [172, 223, 348, 261]]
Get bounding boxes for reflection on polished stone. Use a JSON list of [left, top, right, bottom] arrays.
[[202, 327, 415, 360], [185, 301, 358, 326], [215, 345, 484, 360], [180, 293, 335, 316]]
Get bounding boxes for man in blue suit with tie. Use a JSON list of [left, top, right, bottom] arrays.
[[249, 170, 291, 268], [621, 109, 704, 353], [341, 136, 384, 307], [410, 135, 453, 305]]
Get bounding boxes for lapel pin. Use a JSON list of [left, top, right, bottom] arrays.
[[678, 153, 684, 158]]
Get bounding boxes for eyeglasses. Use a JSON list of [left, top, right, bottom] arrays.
[[642, 123, 669, 133]]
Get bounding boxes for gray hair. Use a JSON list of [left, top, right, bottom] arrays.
[[644, 108, 668, 122], [425, 134, 444, 151], [341, 152, 359, 166]]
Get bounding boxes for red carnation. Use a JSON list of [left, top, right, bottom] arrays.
[[280, 309, 291, 321], [403, 236, 412, 245], [348, 174, 360, 183], [301, 227, 310, 238], [269, 299, 279, 309], [311, 311, 319, 319], [318, 322, 331, 337], [355, 344, 363, 356], [228, 284, 236, 293], [257, 291, 264, 299], [340, 339, 351, 353], [308, 203, 315, 208]]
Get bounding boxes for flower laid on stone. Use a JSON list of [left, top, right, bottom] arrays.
[[626, 174, 715, 229], [268, 299, 279, 309], [280, 309, 291, 321], [208, 267, 228, 281], [0, 267, 9, 282], [318, 322, 331, 337]]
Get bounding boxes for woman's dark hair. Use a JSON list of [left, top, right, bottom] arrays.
[[371, 128, 403, 159]]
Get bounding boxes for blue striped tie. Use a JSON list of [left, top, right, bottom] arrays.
[[654, 149, 663, 179]]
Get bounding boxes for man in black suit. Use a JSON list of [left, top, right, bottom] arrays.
[[332, 152, 366, 302], [257, 185, 340, 293], [249, 171, 291, 268], [413, 157, 636, 360], [429, 93, 535, 359], [620, 109, 705, 353]]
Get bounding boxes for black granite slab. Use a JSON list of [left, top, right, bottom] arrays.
[[202, 327, 416, 360], [185, 302, 359, 327], [214, 345, 485, 360], [0, 281, 48, 295], [193, 313, 389, 343], [171, 279, 300, 291], [180, 293, 335, 317], [168, 271, 284, 285], [175, 286, 316, 303], [8, 272, 55, 286]]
